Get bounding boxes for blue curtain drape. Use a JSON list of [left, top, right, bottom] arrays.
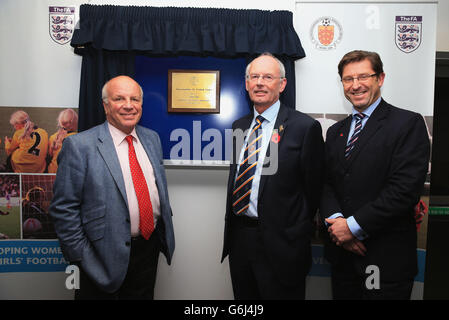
[[71, 5, 306, 131]]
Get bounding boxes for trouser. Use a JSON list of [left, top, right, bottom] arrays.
[[228, 215, 306, 300], [75, 231, 160, 300]]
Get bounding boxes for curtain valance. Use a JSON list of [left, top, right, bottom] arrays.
[[71, 5, 305, 59]]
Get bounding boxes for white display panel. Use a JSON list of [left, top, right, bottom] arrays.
[[295, 0, 437, 116]]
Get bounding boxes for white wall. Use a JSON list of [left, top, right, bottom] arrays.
[[157, 168, 233, 299], [0, 0, 83, 108]]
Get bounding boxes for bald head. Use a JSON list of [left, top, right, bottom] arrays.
[[102, 76, 143, 102], [102, 76, 144, 134], [245, 53, 287, 113]]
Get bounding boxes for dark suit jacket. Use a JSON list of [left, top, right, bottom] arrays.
[[320, 99, 430, 282], [49, 122, 175, 293], [222, 104, 324, 287]]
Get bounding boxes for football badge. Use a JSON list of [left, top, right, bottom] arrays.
[[49, 6, 75, 45], [310, 17, 343, 50], [395, 16, 422, 53]]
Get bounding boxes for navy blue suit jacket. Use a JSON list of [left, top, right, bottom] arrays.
[[222, 104, 325, 286], [320, 99, 430, 281]]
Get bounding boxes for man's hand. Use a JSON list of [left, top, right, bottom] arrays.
[[342, 238, 367, 256], [325, 217, 354, 245]]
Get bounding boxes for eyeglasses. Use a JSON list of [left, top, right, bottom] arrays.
[[247, 74, 284, 83], [341, 73, 378, 85]]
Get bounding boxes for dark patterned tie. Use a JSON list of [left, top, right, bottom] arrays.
[[345, 113, 366, 159], [232, 115, 264, 216]]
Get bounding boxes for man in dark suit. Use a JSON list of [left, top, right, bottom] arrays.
[[221, 52, 324, 299], [49, 75, 175, 299], [321, 50, 430, 299]]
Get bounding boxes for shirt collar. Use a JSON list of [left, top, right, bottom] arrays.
[[352, 97, 381, 118], [253, 100, 280, 124], [107, 122, 138, 147]]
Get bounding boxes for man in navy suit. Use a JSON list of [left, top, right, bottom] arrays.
[[321, 50, 430, 299], [49, 75, 175, 299], [222, 53, 324, 299]]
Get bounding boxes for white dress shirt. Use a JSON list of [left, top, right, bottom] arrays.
[[108, 123, 161, 237], [236, 100, 280, 218], [328, 97, 382, 240]]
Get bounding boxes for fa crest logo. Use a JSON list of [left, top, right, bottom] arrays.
[[395, 16, 422, 53], [49, 6, 75, 45]]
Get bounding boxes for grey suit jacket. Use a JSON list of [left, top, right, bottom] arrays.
[[49, 121, 175, 293]]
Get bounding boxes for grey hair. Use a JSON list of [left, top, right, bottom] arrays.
[[101, 76, 144, 103], [245, 52, 286, 79]]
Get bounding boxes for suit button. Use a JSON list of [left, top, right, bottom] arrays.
[[126, 218, 130, 223], [125, 241, 131, 247]]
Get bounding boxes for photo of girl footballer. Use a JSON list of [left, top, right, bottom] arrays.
[[4, 111, 49, 173]]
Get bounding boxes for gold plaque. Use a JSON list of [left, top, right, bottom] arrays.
[[168, 70, 220, 113]]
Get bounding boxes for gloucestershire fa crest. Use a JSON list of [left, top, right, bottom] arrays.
[[395, 16, 422, 53], [49, 6, 75, 45], [310, 17, 343, 50]]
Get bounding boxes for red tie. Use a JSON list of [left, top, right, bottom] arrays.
[[126, 135, 154, 240]]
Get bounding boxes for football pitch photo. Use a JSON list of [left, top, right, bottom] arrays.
[[0, 204, 21, 239]]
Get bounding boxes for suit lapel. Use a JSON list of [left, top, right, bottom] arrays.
[[344, 100, 388, 168], [136, 126, 163, 192], [97, 122, 128, 205], [235, 115, 253, 163], [336, 116, 352, 167], [229, 115, 253, 193]]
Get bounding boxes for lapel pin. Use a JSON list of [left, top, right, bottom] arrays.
[[271, 131, 281, 144]]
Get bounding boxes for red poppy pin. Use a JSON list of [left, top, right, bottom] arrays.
[[271, 131, 281, 144]]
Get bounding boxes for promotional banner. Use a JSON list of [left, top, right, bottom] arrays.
[[0, 241, 67, 273], [0, 106, 78, 273], [0, 173, 68, 273]]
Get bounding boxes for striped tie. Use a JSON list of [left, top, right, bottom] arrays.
[[345, 113, 366, 159], [232, 115, 264, 216]]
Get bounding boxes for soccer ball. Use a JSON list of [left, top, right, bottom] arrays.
[[23, 218, 43, 234]]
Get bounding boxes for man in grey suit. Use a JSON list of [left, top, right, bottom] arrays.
[[49, 75, 175, 300]]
